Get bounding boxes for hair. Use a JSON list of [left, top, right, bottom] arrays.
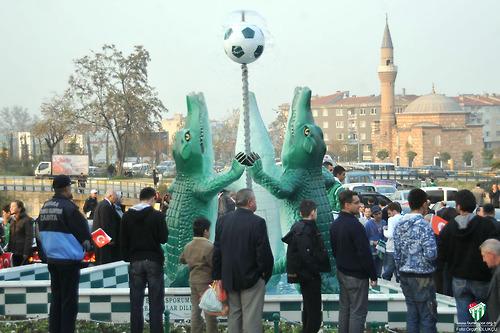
[[322, 161, 333, 168], [54, 187, 67, 196], [480, 238, 500, 256], [339, 190, 358, 208], [193, 217, 211, 237], [482, 203, 495, 215], [476, 183, 481, 187], [105, 189, 117, 198], [2, 204, 10, 213], [455, 189, 476, 213], [139, 187, 157, 201], [12, 200, 26, 214], [235, 188, 255, 207], [367, 198, 375, 205], [299, 200, 317, 217], [333, 165, 346, 177], [379, 199, 388, 207], [407, 188, 428, 211], [364, 206, 372, 212], [436, 207, 458, 223], [387, 202, 402, 213]]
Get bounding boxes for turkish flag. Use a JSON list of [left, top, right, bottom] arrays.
[[431, 215, 448, 235], [0, 252, 13, 269], [91, 228, 112, 248]]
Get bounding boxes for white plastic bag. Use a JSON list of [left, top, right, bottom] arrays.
[[199, 285, 223, 313]]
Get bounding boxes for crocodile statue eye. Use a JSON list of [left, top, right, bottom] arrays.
[[185, 132, 191, 141], [303, 127, 311, 137]]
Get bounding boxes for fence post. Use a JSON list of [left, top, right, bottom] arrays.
[[272, 312, 280, 333], [163, 309, 170, 333]]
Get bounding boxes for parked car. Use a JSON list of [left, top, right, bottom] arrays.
[[357, 192, 392, 206], [342, 183, 377, 193], [418, 166, 448, 179], [130, 163, 151, 177], [391, 189, 411, 202], [156, 160, 176, 177], [421, 186, 458, 204], [344, 171, 374, 184], [429, 201, 456, 212], [375, 185, 397, 197], [395, 166, 419, 177]]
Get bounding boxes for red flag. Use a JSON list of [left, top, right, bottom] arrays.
[[431, 215, 448, 235], [0, 252, 13, 269], [91, 228, 112, 248]]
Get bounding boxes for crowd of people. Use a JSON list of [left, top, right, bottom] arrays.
[[1, 170, 500, 333]]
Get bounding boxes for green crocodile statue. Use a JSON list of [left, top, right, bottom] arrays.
[[164, 92, 245, 287], [249, 87, 338, 293]]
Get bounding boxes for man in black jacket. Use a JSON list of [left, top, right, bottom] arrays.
[[38, 175, 92, 333], [213, 188, 273, 333], [282, 199, 330, 333], [438, 190, 498, 332], [120, 187, 168, 333], [330, 190, 377, 333], [83, 189, 98, 219], [92, 189, 121, 264]]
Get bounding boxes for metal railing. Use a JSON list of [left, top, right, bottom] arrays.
[[0, 176, 156, 199]]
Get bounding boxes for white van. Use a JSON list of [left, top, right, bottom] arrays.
[[421, 187, 458, 204]]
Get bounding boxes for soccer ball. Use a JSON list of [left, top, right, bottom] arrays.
[[223, 23, 265, 64]]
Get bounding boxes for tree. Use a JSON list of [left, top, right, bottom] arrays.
[[212, 109, 240, 164], [482, 149, 494, 166], [491, 159, 500, 170], [268, 105, 288, 158], [32, 94, 76, 159], [463, 151, 474, 167], [407, 150, 417, 167], [376, 149, 389, 161], [439, 152, 451, 164], [69, 44, 167, 175]]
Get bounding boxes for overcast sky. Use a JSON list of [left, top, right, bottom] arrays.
[[0, 0, 499, 125]]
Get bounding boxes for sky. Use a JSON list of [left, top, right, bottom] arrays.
[[0, 0, 499, 125]]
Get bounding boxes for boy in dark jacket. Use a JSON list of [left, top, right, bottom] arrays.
[[282, 199, 330, 333], [438, 190, 498, 331]]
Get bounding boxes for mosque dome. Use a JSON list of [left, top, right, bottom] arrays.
[[404, 91, 462, 114]]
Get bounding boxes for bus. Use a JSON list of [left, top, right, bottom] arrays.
[[354, 162, 396, 171]]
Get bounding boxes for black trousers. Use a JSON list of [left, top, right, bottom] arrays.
[[48, 263, 81, 333], [300, 277, 322, 333]]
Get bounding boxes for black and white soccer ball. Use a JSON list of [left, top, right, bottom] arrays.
[[223, 23, 265, 64]]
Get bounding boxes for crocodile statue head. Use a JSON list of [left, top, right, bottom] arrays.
[[281, 87, 326, 170], [172, 92, 214, 176]]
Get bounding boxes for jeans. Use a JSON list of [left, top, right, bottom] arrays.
[[399, 274, 437, 333], [382, 252, 398, 281], [300, 277, 322, 333], [337, 270, 369, 333], [452, 277, 490, 332], [373, 255, 383, 278], [48, 263, 81, 333], [129, 260, 165, 333]]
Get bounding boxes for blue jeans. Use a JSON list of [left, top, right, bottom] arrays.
[[129, 260, 165, 333], [382, 252, 398, 281], [452, 277, 490, 332], [399, 274, 437, 333], [373, 255, 383, 278]]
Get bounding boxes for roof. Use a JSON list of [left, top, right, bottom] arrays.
[[311, 91, 347, 106], [454, 94, 500, 107], [404, 93, 463, 114], [381, 21, 393, 48]]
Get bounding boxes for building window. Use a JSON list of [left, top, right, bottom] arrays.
[[336, 121, 344, 128], [336, 133, 344, 140], [348, 109, 355, 116], [486, 131, 490, 137], [349, 121, 356, 128], [360, 133, 366, 140], [322, 109, 328, 117], [324, 133, 329, 141], [485, 120, 490, 124], [408, 136, 413, 145], [359, 121, 366, 128], [359, 109, 366, 115], [434, 135, 441, 146], [496, 120, 500, 125], [323, 121, 329, 129], [336, 109, 343, 116], [370, 108, 377, 115], [312, 109, 318, 117], [465, 134, 472, 145]]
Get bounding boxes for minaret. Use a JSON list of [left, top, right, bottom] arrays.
[[377, 16, 398, 159]]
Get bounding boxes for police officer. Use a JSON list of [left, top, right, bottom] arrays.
[[37, 175, 92, 333]]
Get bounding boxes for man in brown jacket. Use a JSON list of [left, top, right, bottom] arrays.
[[180, 217, 218, 333]]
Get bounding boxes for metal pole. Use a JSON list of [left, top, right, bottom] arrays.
[[242, 63, 252, 189], [272, 313, 280, 333], [163, 309, 170, 333]]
